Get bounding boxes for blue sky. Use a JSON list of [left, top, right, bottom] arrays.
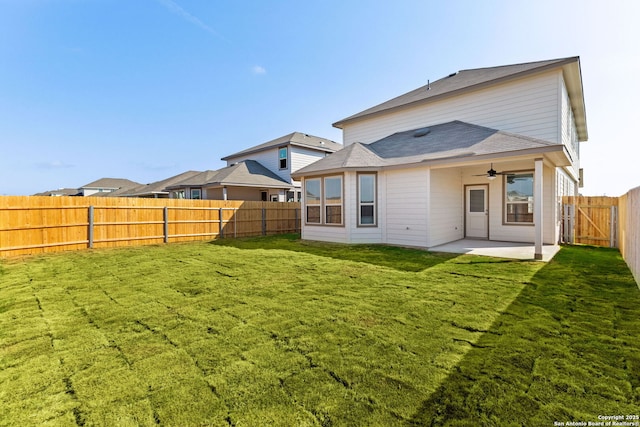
[[1, 0, 639, 196]]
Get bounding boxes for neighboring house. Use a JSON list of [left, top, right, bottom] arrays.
[[292, 57, 587, 259], [165, 160, 294, 201], [79, 178, 141, 196], [220, 132, 342, 202], [33, 188, 80, 197], [106, 171, 202, 198]]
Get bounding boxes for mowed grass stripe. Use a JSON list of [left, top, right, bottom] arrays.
[[0, 235, 638, 426]]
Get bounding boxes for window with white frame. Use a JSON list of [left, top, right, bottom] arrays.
[[504, 172, 534, 224], [358, 173, 376, 226], [279, 146, 288, 170], [190, 188, 202, 200], [305, 178, 321, 223], [324, 176, 342, 224], [304, 176, 343, 225]]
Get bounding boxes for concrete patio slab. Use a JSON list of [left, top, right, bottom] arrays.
[[429, 239, 560, 261]]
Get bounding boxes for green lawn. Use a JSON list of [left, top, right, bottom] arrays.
[[1, 235, 638, 426]]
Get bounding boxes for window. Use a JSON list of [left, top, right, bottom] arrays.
[[261, 191, 268, 202], [304, 175, 343, 225], [190, 188, 201, 200], [305, 178, 321, 223], [505, 172, 534, 223], [173, 190, 186, 199], [358, 174, 376, 226], [469, 190, 485, 212], [279, 146, 288, 170], [324, 177, 342, 224]]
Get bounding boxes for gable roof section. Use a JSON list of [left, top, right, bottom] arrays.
[[333, 57, 587, 141], [293, 142, 383, 172], [106, 170, 203, 197], [80, 178, 141, 190], [221, 132, 342, 161], [167, 160, 292, 189], [33, 188, 81, 197], [292, 121, 567, 177]]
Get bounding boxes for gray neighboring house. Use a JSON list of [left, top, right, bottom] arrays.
[[105, 171, 202, 198], [219, 132, 343, 202], [165, 160, 294, 201], [79, 178, 142, 196]]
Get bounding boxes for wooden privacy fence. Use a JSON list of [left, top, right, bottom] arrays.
[[561, 196, 619, 247], [0, 196, 300, 258], [618, 186, 640, 287]]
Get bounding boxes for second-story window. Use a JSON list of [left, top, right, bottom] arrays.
[[279, 146, 288, 170]]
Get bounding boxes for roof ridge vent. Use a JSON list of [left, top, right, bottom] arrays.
[[413, 127, 431, 138], [448, 71, 458, 77]]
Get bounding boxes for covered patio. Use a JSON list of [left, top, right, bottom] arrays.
[[429, 238, 561, 261]]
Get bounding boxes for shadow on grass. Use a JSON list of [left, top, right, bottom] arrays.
[[211, 234, 459, 272], [409, 245, 640, 425]]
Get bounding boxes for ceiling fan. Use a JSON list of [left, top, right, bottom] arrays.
[[473, 163, 506, 180]]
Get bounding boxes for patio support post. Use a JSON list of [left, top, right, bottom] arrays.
[[222, 186, 228, 201], [534, 158, 543, 260]]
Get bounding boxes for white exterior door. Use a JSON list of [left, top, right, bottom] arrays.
[[466, 185, 488, 239]]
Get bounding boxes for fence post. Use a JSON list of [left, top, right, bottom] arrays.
[[610, 205, 617, 248], [219, 208, 224, 239], [262, 208, 266, 236], [234, 208, 237, 239], [563, 204, 569, 244], [294, 207, 299, 233], [163, 206, 169, 243], [88, 206, 94, 249]]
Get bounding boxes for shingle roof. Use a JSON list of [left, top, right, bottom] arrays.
[[167, 160, 292, 189], [333, 57, 584, 134], [105, 171, 203, 197], [32, 188, 80, 197], [166, 170, 224, 188], [80, 178, 141, 190], [221, 132, 342, 161], [292, 121, 566, 177]]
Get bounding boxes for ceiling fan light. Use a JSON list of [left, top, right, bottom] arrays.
[[487, 175, 497, 181]]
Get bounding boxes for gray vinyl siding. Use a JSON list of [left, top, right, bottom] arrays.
[[384, 168, 428, 247], [427, 168, 464, 247], [290, 147, 328, 173], [343, 70, 562, 146], [560, 77, 580, 177]]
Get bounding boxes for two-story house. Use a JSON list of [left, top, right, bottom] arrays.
[[167, 132, 342, 201], [292, 57, 588, 259]]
